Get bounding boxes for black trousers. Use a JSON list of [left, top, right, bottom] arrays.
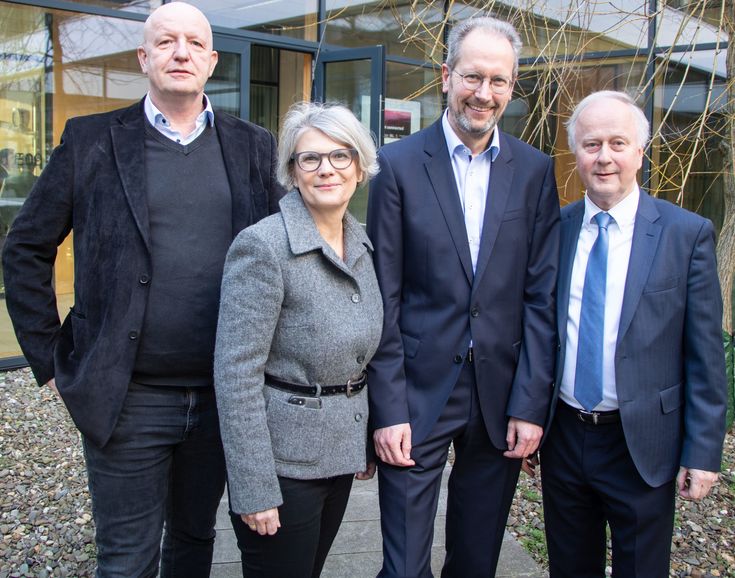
[[541, 401, 676, 578], [377, 362, 522, 578], [230, 474, 354, 578]]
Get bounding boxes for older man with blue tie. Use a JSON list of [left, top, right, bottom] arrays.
[[540, 90, 728, 577]]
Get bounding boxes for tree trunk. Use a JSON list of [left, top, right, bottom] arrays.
[[716, 0, 735, 333]]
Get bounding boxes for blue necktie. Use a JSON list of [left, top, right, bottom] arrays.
[[574, 211, 612, 411]]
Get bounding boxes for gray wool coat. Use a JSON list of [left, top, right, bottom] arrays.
[[214, 190, 383, 515]]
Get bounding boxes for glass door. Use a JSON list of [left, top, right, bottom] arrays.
[[313, 46, 384, 144], [211, 36, 250, 119], [313, 46, 384, 221]]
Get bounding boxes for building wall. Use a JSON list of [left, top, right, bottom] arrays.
[[0, 0, 730, 363]]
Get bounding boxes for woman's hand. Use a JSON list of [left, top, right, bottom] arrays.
[[242, 508, 281, 535], [355, 461, 377, 480]]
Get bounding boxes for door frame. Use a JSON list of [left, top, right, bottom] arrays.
[[212, 36, 251, 120], [313, 45, 385, 144]]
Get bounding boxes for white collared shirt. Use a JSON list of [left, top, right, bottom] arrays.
[[441, 111, 500, 273], [560, 187, 640, 411], [143, 93, 215, 145]]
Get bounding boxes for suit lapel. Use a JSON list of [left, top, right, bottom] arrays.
[[111, 101, 150, 251], [472, 132, 513, 288], [558, 202, 585, 347], [424, 121, 473, 284], [617, 191, 661, 344], [216, 112, 253, 236]]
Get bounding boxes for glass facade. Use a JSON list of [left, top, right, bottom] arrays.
[[0, 0, 730, 364]]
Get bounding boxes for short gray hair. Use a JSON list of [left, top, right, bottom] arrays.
[[566, 90, 650, 150], [277, 102, 379, 191], [446, 16, 522, 77]]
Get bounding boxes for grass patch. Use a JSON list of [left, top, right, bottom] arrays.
[[520, 527, 547, 561]]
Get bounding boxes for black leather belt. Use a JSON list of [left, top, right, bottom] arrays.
[[561, 400, 620, 425], [265, 371, 366, 397]]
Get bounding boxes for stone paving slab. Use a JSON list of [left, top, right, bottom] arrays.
[[211, 467, 546, 577]]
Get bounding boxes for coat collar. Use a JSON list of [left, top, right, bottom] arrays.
[[280, 190, 372, 275], [423, 120, 474, 284], [473, 129, 514, 290], [617, 190, 661, 343], [111, 100, 150, 251]]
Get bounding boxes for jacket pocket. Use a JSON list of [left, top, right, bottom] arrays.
[[501, 208, 526, 222], [401, 333, 420, 359], [660, 382, 683, 414], [643, 276, 680, 294], [268, 396, 325, 465]]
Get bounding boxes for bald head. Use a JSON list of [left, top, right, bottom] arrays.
[[137, 1, 218, 110], [143, 2, 213, 50]]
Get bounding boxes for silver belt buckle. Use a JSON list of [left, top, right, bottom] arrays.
[[345, 371, 365, 397], [578, 409, 600, 425]]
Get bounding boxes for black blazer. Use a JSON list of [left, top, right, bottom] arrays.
[[366, 119, 560, 448], [2, 100, 284, 447]]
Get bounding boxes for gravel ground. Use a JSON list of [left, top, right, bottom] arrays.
[[1, 367, 733, 577], [0, 369, 95, 577]]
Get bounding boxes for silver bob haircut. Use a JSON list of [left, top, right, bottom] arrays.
[[446, 16, 522, 78], [277, 101, 380, 191], [566, 90, 651, 151]]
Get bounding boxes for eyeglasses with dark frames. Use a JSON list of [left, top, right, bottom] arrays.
[[451, 70, 513, 95], [290, 148, 357, 172]]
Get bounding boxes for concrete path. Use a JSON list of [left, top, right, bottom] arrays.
[[210, 466, 547, 577]]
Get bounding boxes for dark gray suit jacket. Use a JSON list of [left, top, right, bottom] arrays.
[[551, 191, 728, 486], [2, 100, 284, 447]]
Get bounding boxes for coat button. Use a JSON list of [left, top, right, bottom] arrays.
[[139, 274, 150, 285], [357, 355, 365, 364], [470, 307, 479, 317], [128, 331, 138, 340], [354, 413, 363, 422], [453, 354, 463, 364], [351, 293, 361, 303]]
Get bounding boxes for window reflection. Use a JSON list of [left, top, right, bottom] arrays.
[[187, 0, 319, 41], [0, 2, 147, 357]]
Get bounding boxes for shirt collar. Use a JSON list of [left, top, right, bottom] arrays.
[[143, 93, 215, 130], [583, 185, 640, 231], [441, 109, 500, 162]]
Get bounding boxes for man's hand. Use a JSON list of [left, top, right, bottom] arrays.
[[504, 417, 542, 459], [355, 461, 377, 480], [373, 423, 415, 467], [45, 378, 60, 398], [242, 507, 280, 535], [677, 467, 718, 500]]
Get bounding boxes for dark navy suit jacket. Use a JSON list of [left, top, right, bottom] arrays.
[[366, 119, 560, 449], [551, 191, 728, 486], [2, 100, 284, 447]]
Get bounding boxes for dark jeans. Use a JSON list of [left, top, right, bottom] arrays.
[[82, 382, 227, 578], [230, 474, 354, 578]]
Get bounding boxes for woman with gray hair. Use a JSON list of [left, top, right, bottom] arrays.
[[214, 101, 382, 577]]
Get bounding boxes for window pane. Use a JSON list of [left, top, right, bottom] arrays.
[[0, 2, 146, 360], [651, 54, 727, 232], [325, 0, 443, 62], [385, 61, 442, 136], [450, 0, 651, 56], [187, 0, 319, 41], [65, 0, 160, 14]]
